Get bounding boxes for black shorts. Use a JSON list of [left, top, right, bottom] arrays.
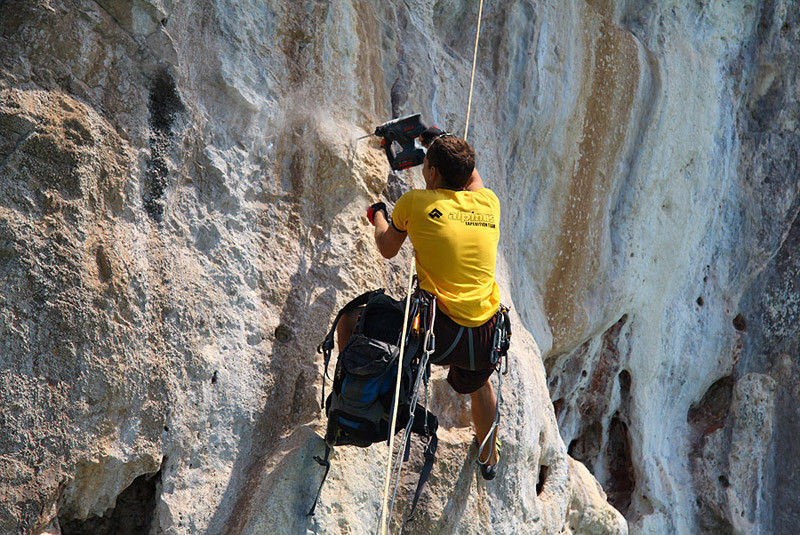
[[429, 307, 499, 394]]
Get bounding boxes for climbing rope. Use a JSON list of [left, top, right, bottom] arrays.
[[463, 0, 485, 140], [378, 1, 485, 532], [378, 264, 416, 535]]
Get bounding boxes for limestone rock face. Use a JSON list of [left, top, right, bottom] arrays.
[[0, 0, 796, 535], [537, 1, 799, 534]]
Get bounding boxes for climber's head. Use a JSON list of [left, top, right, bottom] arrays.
[[423, 135, 475, 190]]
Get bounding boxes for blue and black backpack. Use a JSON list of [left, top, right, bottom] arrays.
[[308, 288, 438, 518]]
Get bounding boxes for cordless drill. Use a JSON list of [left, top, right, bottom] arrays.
[[373, 113, 427, 170]]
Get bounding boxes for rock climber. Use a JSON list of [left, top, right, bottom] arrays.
[[356, 134, 502, 479]]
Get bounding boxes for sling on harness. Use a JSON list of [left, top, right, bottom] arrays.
[[308, 288, 439, 518], [476, 304, 512, 468]]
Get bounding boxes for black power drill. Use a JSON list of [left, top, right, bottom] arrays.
[[374, 113, 427, 170]]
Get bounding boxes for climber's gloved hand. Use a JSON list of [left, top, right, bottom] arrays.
[[367, 202, 388, 226]]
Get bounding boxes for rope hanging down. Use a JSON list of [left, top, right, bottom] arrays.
[[377, 264, 416, 535], [464, 0, 485, 140], [377, 1, 486, 533]]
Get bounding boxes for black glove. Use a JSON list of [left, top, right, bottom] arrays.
[[366, 202, 388, 226]]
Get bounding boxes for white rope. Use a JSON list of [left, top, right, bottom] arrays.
[[378, 264, 416, 535], [463, 0, 485, 140]]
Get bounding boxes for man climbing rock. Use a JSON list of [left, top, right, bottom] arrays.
[[361, 135, 502, 479]]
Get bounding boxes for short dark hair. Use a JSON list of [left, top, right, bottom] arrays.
[[426, 136, 475, 189]]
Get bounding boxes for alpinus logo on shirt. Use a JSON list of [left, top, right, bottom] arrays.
[[448, 210, 496, 228], [428, 208, 443, 219]]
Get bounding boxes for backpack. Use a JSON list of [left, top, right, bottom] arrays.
[[308, 289, 438, 519]]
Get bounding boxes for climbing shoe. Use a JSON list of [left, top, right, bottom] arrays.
[[480, 459, 498, 480]]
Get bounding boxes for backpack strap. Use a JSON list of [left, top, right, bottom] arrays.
[[307, 443, 332, 516], [318, 289, 385, 409], [407, 427, 438, 521], [406, 408, 438, 521]]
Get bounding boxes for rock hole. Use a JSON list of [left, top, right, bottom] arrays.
[[618, 370, 631, 403], [552, 398, 565, 419], [95, 245, 112, 283], [687, 375, 734, 435], [536, 465, 548, 495], [60, 465, 162, 535], [548, 374, 559, 390], [567, 420, 602, 468], [719, 474, 730, 488], [274, 324, 294, 343], [211, 370, 218, 384], [605, 415, 635, 515], [697, 296, 704, 307], [732, 313, 747, 331]]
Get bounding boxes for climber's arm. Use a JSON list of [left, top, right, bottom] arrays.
[[373, 211, 406, 259], [464, 168, 485, 191]]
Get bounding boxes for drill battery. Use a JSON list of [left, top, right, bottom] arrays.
[[374, 114, 427, 170]]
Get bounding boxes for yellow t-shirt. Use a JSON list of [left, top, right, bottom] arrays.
[[392, 188, 501, 327]]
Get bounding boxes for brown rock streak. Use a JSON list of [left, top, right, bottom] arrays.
[[544, 16, 639, 351]]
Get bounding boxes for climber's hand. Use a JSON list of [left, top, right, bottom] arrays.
[[367, 202, 388, 226]]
